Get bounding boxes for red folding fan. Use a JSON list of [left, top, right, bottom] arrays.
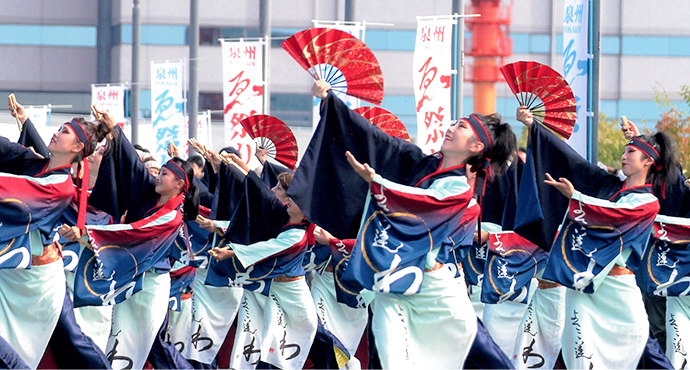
[[238, 115, 298, 170], [500, 61, 577, 139], [281, 27, 384, 105], [353, 107, 410, 142]]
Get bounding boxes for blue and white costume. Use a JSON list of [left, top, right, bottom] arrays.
[[642, 214, 690, 368], [0, 132, 76, 368]]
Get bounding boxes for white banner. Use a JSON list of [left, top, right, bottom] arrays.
[[24, 106, 50, 128], [91, 84, 129, 137], [310, 22, 365, 130], [563, 0, 589, 159], [194, 111, 212, 148], [182, 112, 212, 160], [413, 18, 455, 154], [221, 39, 264, 168], [151, 61, 187, 164]]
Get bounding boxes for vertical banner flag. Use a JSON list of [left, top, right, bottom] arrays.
[[194, 111, 213, 148], [91, 83, 129, 137], [413, 18, 455, 154], [311, 22, 365, 130], [23, 105, 50, 128], [181, 112, 213, 159], [563, 0, 589, 158], [151, 61, 187, 164], [221, 39, 265, 168]]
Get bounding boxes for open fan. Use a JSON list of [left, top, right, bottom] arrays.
[[281, 27, 384, 105], [238, 115, 298, 170], [353, 107, 410, 142], [500, 61, 577, 139]]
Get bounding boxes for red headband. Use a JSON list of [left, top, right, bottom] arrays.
[[65, 119, 91, 159], [463, 114, 492, 159], [627, 138, 662, 171], [163, 160, 189, 192]]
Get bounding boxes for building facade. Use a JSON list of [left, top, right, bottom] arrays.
[[1, 0, 688, 149]]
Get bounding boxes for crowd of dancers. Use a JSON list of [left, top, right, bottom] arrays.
[[0, 78, 688, 370]]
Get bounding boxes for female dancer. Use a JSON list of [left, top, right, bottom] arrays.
[[185, 148, 246, 368], [298, 80, 516, 368], [64, 112, 199, 370], [0, 100, 112, 368], [208, 162, 317, 370], [515, 106, 676, 368]]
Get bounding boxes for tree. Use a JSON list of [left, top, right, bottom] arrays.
[[653, 84, 690, 176], [597, 113, 626, 171]]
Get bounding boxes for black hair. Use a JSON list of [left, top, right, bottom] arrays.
[[72, 117, 113, 163], [133, 144, 150, 153], [188, 154, 204, 168], [170, 157, 200, 221], [465, 113, 517, 178], [219, 146, 241, 157], [635, 131, 678, 191]]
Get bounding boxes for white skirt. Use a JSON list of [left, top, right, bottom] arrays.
[[666, 295, 690, 368], [511, 285, 566, 369], [167, 295, 193, 355], [0, 260, 66, 369], [185, 268, 243, 364], [310, 271, 368, 368], [370, 266, 477, 369], [468, 284, 484, 321], [261, 278, 318, 370], [483, 300, 530, 358], [230, 290, 268, 369], [563, 274, 648, 369], [106, 271, 170, 370], [65, 270, 113, 353]]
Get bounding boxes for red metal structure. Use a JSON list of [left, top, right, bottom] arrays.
[[464, 0, 513, 115]]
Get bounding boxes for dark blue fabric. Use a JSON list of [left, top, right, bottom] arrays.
[[89, 126, 173, 274], [223, 171, 288, 246], [307, 317, 351, 369], [515, 122, 620, 251], [0, 335, 28, 370], [464, 318, 514, 369], [0, 128, 51, 176], [207, 222, 310, 295], [195, 177, 213, 209], [89, 142, 122, 222], [638, 329, 673, 369], [91, 125, 158, 224], [48, 289, 111, 369], [260, 160, 292, 188], [288, 92, 439, 239], [188, 358, 217, 369], [17, 118, 49, 158]]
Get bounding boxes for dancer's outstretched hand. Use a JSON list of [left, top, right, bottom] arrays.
[[544, 172, 574, 198]]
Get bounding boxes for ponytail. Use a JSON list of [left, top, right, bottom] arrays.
[[71, 117, 114, 163], [638, 131, 678, 191], [169, 157, 200, 221]]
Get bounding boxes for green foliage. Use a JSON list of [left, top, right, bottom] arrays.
[[597, 113, 626, 170], [652, 84, 690, 176], [515, 124, 529, 150]]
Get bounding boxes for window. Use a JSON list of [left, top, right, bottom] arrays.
[[200, 26, 260, 45]]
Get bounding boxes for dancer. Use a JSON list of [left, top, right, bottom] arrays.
[[185, 146, 246, 369], [291, 80, 516, 368], [64, 112, 198, 370], [209, 165, 317, 370], [0, 99, 112, 368], [515, 106, 676, 368]]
